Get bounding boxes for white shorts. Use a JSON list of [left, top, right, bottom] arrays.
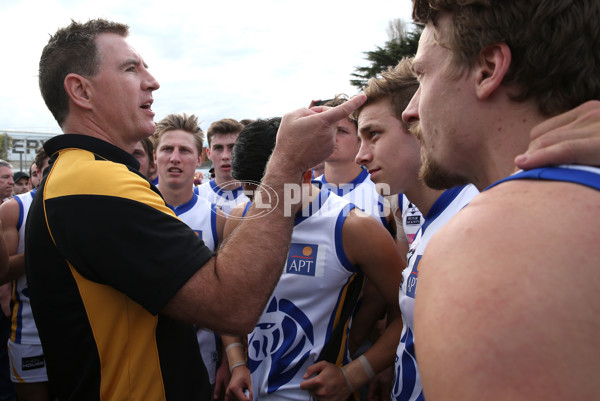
[[7, 340, 48, 383]]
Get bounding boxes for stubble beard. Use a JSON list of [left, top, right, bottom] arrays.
[[419, 148, 469, 190], [410, 123, 469, 190]]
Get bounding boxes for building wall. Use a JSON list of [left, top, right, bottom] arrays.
[[0, 130, 58, 172]]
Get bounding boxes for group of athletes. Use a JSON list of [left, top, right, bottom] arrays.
[[1, 1, 600, 401]]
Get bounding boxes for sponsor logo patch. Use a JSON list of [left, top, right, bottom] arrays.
[[22, 355, 45, 371], [285, 243, 325, 277], [407, 215, 421, 225]]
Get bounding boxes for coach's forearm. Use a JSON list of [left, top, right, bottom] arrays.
[[163, 153, 305, 334], [216, 158, 302, 332]]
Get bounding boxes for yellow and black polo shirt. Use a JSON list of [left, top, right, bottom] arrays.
[[25, 134, 213, 400]]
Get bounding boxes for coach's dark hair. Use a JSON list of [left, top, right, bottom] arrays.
[[39, 18, 129, 126]]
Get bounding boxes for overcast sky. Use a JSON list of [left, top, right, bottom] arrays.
[[0, 0, 413, 135]]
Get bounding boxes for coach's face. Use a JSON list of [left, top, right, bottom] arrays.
[[88, 33, 160, 149]]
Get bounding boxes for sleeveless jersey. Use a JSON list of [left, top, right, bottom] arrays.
[[10, 190, 41, 345], [395, 194, 425, 246], [168, 193, 219, 252], [486, 165, 600, 191], [247, 190, 362, 401], [194, 179, 249, 215], [393, 185, 479, 401], [313, 168, 389, 227], [167, 193, 220, 385]]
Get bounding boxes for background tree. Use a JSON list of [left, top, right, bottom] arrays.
[[350, 19, 422, 90], [0, 133, 12, 160]]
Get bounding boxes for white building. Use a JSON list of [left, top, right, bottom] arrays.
[[0, 130, 58, 172]]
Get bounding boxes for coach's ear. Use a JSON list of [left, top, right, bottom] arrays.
[[475, 42, 511, 100], [64, 73, 93, 111]]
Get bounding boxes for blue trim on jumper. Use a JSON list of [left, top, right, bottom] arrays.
[[210, 203, 219, 249], [14, 196, 24, 232], [335, 203, 358, 272], [294, 189, 331, 226], [315, 168, 369, 197], [167, 194, 198, 216], [209, 179, 245, 198], [486, 166, 600, 191], [241, 201, 251, 218], [420, 185, 466, 235]]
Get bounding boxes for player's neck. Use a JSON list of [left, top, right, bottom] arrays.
[[404, 181, 446, 218], [470, 99, 544, 190], [214, 175, 240, 189], [324, 162, 363, 185], [160, 185, 194, 208]]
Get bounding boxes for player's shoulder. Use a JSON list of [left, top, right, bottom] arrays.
[[194, 181, 212, 196], [229, 201, 250, 218], [224, 201, 250, 228], [477, 175, 599, 224], [424, 177, 598, 279], [193, 193, 213, 208], [222, 201, 250, 238], [342, 205, 391, 243], [0, 197, 20, 220]]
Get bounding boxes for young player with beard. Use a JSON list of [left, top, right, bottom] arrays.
[[355, 55, 600, 401], [403, 1, 600, 399]]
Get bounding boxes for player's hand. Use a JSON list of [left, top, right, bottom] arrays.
[[300, 361, 352, 401], [213, 356, 231, 400], [225, 365, 252, 401], [515, 100, 600, 169], [366, 366, 393, 401]]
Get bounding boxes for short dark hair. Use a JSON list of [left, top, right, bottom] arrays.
[[231, 118, 281, 183], [139, 137, 154, 159], [206, 118, 244, 147], [39, 18, 129, 126]]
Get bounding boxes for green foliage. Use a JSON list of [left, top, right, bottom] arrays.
[[350, 22, 422, 91], [0, 133, 12, 160]]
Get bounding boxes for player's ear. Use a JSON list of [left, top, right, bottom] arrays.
[[302, 170, 313, 184], [475, 42, 511, 100]]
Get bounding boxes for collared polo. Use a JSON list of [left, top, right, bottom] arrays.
[[25, 134, 213, 400]]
